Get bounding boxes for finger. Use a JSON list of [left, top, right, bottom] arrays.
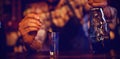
[[24, 13, 44, 25], [26, 13, 40, 20], [19, 18, 27, 27], [22, 18, 42, 26], [32, 40, 41, 46], [25, 17, 44, 26], [88, 0, 93, 5], [20, 13, 40, 26], [19, 27, 40, 37], [29, 19, 42, 26], [91, 1, 107, 7], [24, 17, 42, 24], [20, 27, 39, 35], [23, 35, 35, 44], [24, 27, 39, 34], [20, 20, 41, 29], [19, 24, 40, 33], [24, 22, 41, 29], [30, 40, 42, 49]]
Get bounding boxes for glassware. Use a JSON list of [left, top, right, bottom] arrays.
[[49, 32, 59, 58]]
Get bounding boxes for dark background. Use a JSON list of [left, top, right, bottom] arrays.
[[0, 0, 120, 30], [0, 0, 120, 56]]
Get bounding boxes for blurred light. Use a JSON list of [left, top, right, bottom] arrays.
[[6, 32, 18, 46], [110, 31, 115, 40], [8, 21, 12, 27]]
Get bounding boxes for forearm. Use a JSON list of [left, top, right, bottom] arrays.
[[84, 0, 107, 11]]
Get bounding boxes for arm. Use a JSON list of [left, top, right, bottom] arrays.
[[19, 2, 49, 51], [84, 0, 107, 11]]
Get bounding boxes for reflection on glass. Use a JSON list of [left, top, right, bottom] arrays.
[[49, 32, 59, 58]]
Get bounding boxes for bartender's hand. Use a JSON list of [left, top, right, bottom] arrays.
[[19, 13, 42, 49], [85, 0, 107, 10], [89, 0, 107, 7]]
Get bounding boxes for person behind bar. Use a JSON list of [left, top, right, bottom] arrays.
[[19, 0, 115, 53]]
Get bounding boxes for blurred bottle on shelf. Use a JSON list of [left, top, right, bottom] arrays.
[[89, 8, 110, 54]]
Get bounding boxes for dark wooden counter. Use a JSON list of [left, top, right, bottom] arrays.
[[3, 51, 120, 59]]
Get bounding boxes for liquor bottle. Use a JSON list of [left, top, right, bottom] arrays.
[[89, 8, 110, 53], [89, 8, 110, 42]]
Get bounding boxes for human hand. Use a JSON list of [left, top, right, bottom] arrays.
[[19, 13, 42, 44], [88, 0, 107, 8]]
